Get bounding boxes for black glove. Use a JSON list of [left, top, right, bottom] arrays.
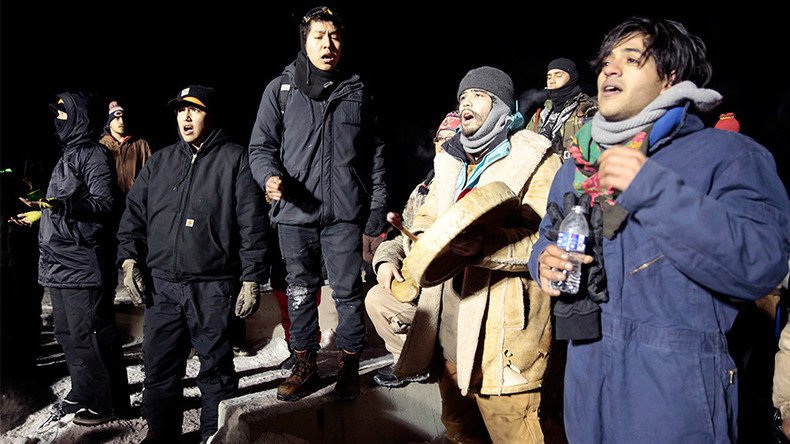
[[364, 207, 389, 237], [586, 203, 608, 303], [544, 192, 607, 301], [545, 192, 590, 242], [548, 192, 602, 340]]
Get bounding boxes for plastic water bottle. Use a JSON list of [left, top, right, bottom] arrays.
[[550, 205, 589, 294]]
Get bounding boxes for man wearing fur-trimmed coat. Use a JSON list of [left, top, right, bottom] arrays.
[[396, 66, 561, 443]]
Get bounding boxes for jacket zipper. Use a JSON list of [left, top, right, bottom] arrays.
[[171, 151, 198, 278], [320, 100, 328, 223]]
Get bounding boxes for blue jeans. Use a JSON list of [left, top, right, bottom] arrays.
[[277, 222, 364, 353]]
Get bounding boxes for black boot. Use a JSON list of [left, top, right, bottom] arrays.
[[276, 350, 318, 401], [333, 350, 360, 401]]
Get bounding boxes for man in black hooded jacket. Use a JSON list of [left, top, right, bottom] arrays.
[[248, 6, 388, 402], [14, 91, 129, 426], [117, 85, 269, 442]]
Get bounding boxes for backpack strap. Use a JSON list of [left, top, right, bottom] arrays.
[[278, 76, 291, 117], [276, 75, 292, 165]]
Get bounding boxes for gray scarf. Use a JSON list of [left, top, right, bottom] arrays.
[[591, 81, 722, 147], [460, 95, 512, 154]]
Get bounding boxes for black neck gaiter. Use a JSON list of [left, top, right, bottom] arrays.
[[547, 83, 582, 108], [294, 51, 341, 100]]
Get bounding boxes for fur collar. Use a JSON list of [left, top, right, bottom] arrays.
[[431, 129, 551, 214]]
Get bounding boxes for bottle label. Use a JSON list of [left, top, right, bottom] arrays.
[[557, 232, 587, 253]]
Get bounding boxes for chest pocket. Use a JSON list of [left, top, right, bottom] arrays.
[[338, 97, 362, 126]]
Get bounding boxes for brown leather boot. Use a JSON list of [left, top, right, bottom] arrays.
[[276, 350, 318, 401], [333, 350, 360, 401]]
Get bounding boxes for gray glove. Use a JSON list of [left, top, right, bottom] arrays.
[[235, 281, 261, 318], [122, 259, 147, 306]]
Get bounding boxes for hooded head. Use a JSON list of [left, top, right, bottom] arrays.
[[50, 92, 100, 146]]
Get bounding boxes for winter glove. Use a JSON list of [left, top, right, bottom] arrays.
[[235, 281, 261, 318], [11, 210, 42, 226], [544, 192, 591, 242], [545, 192, 609, 303], [122, 259, 147, 306], [586, 204, 608, 303], [546, 192, 605, 340], [19, 196, 60, 211], [364, 207, 389, 237], [38, 198, 59, 210]]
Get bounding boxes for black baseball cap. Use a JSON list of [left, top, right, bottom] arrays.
[[167, 85, 215, 111]]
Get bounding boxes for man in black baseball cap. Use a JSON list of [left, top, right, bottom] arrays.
[[118, 84, 269, 442]]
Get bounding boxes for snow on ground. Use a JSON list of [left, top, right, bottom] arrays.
[[1, 329, 387, 444], [1, 283, 392, 444]]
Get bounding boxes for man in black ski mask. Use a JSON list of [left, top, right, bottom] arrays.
[[14, 92, 129, 427], [248, 6, 388, 403], [527, 57, 598, 159]]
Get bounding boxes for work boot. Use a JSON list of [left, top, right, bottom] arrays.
[[333, 350, 360, 401], [276, 350, 318, 401]]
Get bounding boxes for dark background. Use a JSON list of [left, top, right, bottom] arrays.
[[2, 2, 788, 209]]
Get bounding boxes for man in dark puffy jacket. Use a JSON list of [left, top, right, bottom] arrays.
[[249, 6, 387, 402], [117, 85, 269, 443], [14, 91, 129, 426]]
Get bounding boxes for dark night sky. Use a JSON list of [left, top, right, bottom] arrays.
[[2, 2, 787, 208]]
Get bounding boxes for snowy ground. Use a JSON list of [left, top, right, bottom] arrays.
[[1, 285, 392, 444], [1, 284, 567, 443]]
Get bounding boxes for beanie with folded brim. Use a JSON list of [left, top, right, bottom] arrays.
[[457, 66, 515, 111]]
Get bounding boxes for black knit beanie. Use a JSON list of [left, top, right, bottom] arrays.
[[457, 66, 515, 111], [547, 58, 579, 84]]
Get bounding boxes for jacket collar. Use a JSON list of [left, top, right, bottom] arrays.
[[648, 102, 705, 154]]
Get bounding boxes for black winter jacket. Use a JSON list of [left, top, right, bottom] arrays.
[[248, 63, 387, 226], [38, 92, 117, 288], [117, 129, 269, 283]]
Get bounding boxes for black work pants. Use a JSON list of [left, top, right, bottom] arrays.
[[50, 286, 129, 416], [141, 277, 238, 440]]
